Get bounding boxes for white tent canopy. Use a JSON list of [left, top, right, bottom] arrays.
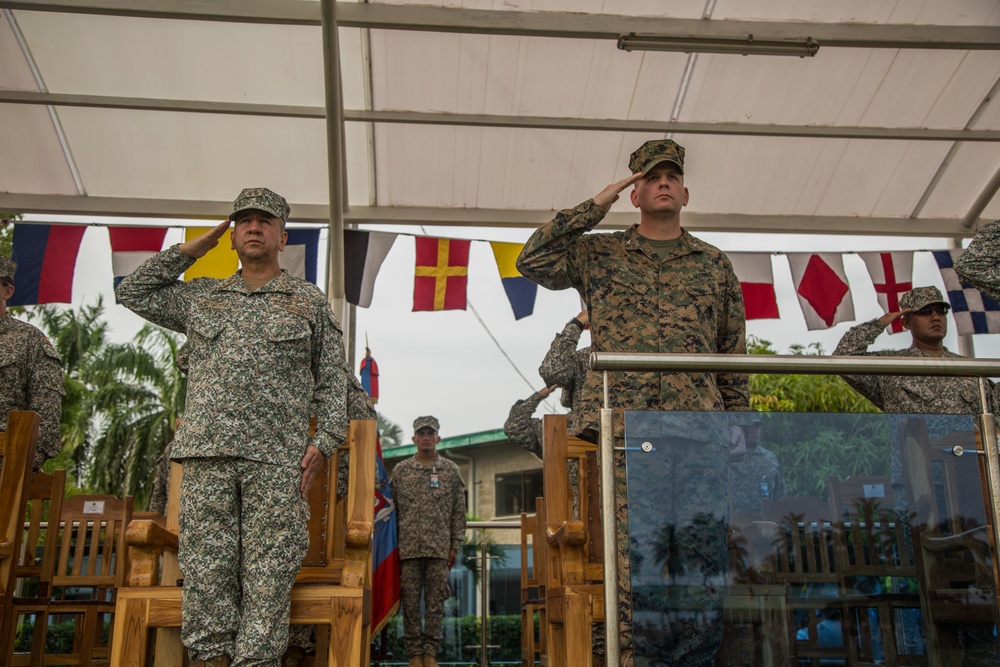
[[2, 1, 1000, 260]]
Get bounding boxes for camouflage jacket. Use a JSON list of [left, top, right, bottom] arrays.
[[116, 245, 350, 467], [0, 314, 65, 467], [833, 317, 997, 414], [390, 454, 467, 560], [538, 321, 590, 436], [516, 200, 749, 443], [503, 391, 544, 458], [955, 219, 1000, 301], [728, 445, 785, 515]]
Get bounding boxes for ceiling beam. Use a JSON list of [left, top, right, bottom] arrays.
[[2, 0, 999, 50], [4, 91, 1000, 142], [0, 194, 982, 238]]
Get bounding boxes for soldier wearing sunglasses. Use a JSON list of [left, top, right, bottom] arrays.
[[832, 285, 995, 415]]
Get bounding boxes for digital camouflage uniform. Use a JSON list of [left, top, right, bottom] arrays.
[[116, 242, 350, 667], [0, 313, 64, 471], [834, 311, 1000, 666], [390, 452, 466, 659], [955, 219, 1000, 301], [728, 445, 785, 515], [538, 319, 590, 437], [517, 140, 748, 666], [503, 389, 581, 518]]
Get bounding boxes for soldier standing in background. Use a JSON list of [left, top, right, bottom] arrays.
[[955, 219, 1000, 301], [117, 187, 351, 667], [728, 419, 785, 516], [390, 416, 467, 667], [517, 139, 749, 667], [0, 255, 64, 471]]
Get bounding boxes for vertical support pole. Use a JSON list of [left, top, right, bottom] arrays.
[[480, 538, 490, 667], [320, 0, 350, 351], [977, 379, 1000, 625], [600, 399, 619, 664]]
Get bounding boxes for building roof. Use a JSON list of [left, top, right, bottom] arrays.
[[383, 427, 507, 460]]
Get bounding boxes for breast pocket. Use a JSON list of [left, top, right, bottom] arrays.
[[0, 350, 23, 396], [188, 309, 227, 344], [682, 277, 719, 329], [268, 310, 312, 362]]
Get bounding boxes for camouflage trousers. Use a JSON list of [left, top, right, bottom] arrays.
[[178, 458, 310, 667], [616, 438, 729, 667], [400, 557, 451, 657]]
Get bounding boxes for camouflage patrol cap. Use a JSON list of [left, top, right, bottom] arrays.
[[899, 286, 950, 312], [0, 256, 16, 282], [413, 416, 440, 433], [628, 139, 685, 175], [230, 187, 290, 221]]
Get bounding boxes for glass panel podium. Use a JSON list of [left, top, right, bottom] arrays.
[[624, 410, 998, 666]]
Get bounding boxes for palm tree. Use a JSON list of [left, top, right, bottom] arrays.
[[376, 412, 404, 448], [85, 325, 186, 508], [26, 301, 113, 483]]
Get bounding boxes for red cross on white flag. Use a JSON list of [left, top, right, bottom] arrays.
[[859, 251, 914, 334]]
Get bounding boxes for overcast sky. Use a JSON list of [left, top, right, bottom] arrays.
[[22, 210, 1000, 440]]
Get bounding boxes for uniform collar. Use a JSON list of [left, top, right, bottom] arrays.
[[621, 224, 705, 261], [0, 313, 10, 333], [216, 269, 296, 295]]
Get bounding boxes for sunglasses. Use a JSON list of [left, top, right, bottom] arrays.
[[910, 305, 950, 317]]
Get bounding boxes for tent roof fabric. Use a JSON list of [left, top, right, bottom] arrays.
[[1, 0, 999, 237]]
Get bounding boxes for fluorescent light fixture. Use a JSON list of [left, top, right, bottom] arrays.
[[618, 33, 820, 57]]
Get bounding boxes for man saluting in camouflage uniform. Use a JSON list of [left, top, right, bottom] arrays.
[[0, 255, 64, 471], [390, 416, 467, 667], [517, 140, 749, 667], [117, 188, 351, 667]]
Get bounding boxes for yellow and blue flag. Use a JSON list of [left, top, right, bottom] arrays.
[[490, 241, 537, 320]]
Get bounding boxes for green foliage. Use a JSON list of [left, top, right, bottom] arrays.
[[0, 214, 14, 257], [747, 336, 889, 498], [378, 614, 523, 663], [14, 615, 110, 654], [377, 412, 405, 448], [748, 336, 880, 414], [461, 514, 507, 588], [26, 301, 186, 506]]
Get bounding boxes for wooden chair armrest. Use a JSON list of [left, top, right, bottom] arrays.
[[125, 519, 179, 587], [0, 537, 13, 559], [345, 520, 372, 550], [126, 519, 179, 552], [547, 520, 586, 548], [923, 525, 993, 587]]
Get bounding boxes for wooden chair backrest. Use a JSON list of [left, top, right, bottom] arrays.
[[52, 494, 134, 595], [15, 469, 66, 595], [1, 412, 39, 608], [762, 496, 837, 585], [828, 475, 915, 580], [521, 511, 538, 602]]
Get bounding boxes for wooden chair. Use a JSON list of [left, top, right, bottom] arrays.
[[520, 506, 545, 666], [0, 411, 41, 656], [5, 468, 66, 666], [541, 414, 603, 667], [37, 494, 134, 665], [900, 419, 998, 666], [828, 475, 926, 667], [110, 419, 376, 667]]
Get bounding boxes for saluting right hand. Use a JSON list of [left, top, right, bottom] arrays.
[[178, 219, 232, 259], [879, 310, 908, 328], [538, 384, 559, 399], [593, 173, 643, 211]]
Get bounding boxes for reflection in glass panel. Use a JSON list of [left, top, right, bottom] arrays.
[[624, 410, 997, 666]]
